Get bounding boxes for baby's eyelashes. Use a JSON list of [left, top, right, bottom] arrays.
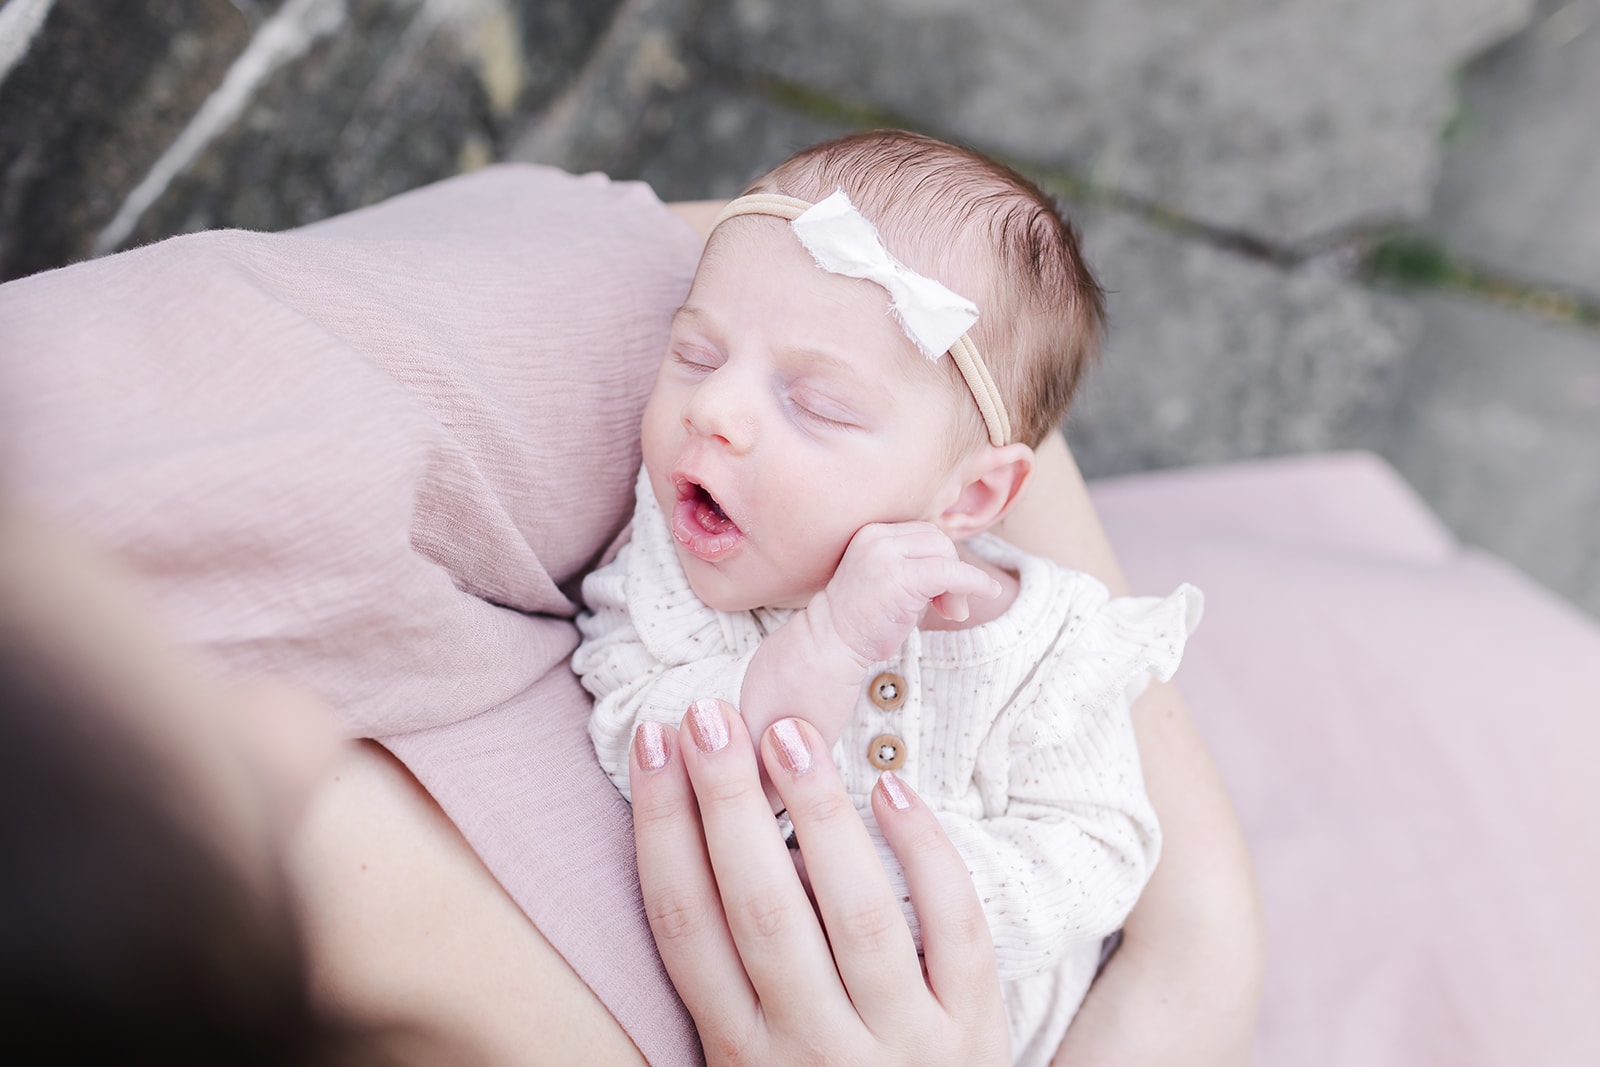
[[671, 348, 720, 372]]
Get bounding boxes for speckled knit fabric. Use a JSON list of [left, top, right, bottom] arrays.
[[578, 469, 1202, 1066]]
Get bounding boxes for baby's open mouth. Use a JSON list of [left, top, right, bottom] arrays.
[[687, 482, 736, 535], [670, 478, 745, 561]]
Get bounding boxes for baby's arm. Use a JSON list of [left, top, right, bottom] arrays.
[[737, 521, 1001, 749]]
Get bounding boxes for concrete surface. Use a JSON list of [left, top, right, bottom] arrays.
[[613, 80, 851, 199], [1382, 294, 1600, 618], [1067, 210, 1416, 477], [1423, 0, 1600, 301], [694, 0, 1536, 249]]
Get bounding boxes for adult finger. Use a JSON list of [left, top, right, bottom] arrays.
[[870, 771, 1005, 1035], [762, 717, 927, 1027], [677, 699, 844, 1027], [629, 719, 759, 1039]]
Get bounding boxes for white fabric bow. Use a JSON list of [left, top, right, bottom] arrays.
[[790, 190, 979, 361]]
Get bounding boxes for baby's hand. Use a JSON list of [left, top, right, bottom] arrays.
[[817, 522, 1003, 667]]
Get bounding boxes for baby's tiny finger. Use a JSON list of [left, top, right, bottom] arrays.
[[933, 592, 971, 622], [965, 564, 1003, 600]]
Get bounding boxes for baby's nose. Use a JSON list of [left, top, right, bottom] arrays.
[[683, 373, 755, 452]]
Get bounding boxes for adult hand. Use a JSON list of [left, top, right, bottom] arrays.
[[630, 699, 1010, 1067]]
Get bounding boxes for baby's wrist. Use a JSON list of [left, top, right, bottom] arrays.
[[803, 589, 878, 675], [740, 609, 870, 748]]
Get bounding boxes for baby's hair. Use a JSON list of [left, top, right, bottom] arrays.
[[741, 129, 1106, 450]]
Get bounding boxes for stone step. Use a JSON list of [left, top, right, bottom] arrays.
[[1421, 0, 1600, 303], [1381, 293, 1600, 618], [693, 0, 1536, 250]]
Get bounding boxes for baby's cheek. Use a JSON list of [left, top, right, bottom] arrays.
[[639, 404, 678, 483]]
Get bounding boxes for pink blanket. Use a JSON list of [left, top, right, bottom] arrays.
[[1095, 453, 1600, 1066], [3, 166, 1596, 1064]]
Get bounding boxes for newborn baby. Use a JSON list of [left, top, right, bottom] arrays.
[[577, 129, 1200, 1066]]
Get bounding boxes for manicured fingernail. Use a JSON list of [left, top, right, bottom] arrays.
[[635, 721, 669, 771], [686, 698, 729, 753], [879, 770, 912, 811], [769, 717, 812, 775]]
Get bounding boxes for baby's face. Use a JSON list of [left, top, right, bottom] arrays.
[[641, 219, 972, 612]]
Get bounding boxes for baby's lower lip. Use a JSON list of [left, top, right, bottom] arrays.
[[670, 490, 744, 561]]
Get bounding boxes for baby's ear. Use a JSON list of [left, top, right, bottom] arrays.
[[937, 443, 1035, 540]]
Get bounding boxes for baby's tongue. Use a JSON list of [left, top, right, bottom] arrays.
[[693, 491, 736, 534]]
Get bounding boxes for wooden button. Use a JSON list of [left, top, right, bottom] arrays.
[[868, 733, 906, 770], [868, 672, 906, 711]]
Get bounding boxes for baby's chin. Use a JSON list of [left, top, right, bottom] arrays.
[[677, 553, 812, 614]]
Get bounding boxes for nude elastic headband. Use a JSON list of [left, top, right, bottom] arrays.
[[709, 191, 1013, 447]]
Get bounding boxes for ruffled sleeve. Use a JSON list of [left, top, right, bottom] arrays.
[[1060, 581, 1203, 720]]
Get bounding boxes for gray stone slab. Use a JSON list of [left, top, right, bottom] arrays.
[[124, 0, 485, 247], [612, 80, 858, 200], [695, 0, 1534, 250], [0, 0, 622, 276], [1422, 0, 1600, 301], [0, 0, 252, 280], [507, 0, 698, 174], [1065, 209, 1417, 476], [1381, 294, 1600, 618]]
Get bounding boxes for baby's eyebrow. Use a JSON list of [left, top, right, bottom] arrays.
[[783, 343, 858, 379]]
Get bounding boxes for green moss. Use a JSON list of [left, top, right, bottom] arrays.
[[1365, 233, 1600, 328], [756, 78, 904, 131], [1364, 235, 1467, 287]]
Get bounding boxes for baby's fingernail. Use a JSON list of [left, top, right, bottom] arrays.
[[686, 698, 730, 753], [879, 770, 913, 811], [635, 721, 670, 771], [769, 717, 813, 775]]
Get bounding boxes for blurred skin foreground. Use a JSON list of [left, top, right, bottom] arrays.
[[0, 506, 364, 1063], [0, 506, 653, 1065]]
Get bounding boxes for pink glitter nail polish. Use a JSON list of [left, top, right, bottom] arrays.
[[687, 698, 730, 753], [879, 770, 913, 811], [770, 717, 812, 775], [636, 720, 669, 771]]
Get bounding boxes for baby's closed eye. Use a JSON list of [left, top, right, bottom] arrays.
[[783, 381, 869, 432]]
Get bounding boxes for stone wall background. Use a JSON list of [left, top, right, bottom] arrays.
[[2, 0, 1597, 618]]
